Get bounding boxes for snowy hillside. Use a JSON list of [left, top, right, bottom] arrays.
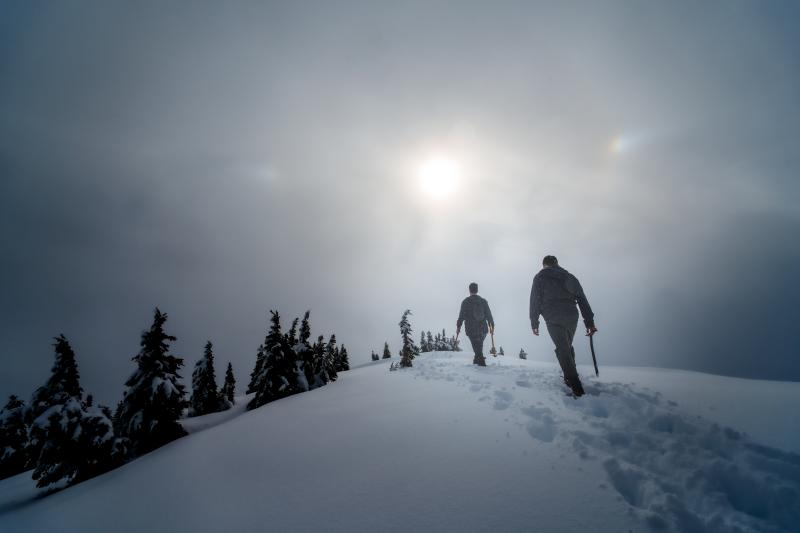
[[1, 351, 799, 532]]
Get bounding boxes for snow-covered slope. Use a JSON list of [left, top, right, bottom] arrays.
[[1, 352, 799, 532]]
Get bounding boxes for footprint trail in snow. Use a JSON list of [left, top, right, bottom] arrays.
[[411, 353, 800, 533]]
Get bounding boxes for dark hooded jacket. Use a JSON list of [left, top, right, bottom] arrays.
[[529, 266, 594, 330], [457, 294, 494, 339]]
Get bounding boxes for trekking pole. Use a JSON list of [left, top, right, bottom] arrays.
[[587, 332, 599, 377]]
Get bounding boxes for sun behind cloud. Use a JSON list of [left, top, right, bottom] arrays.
[[418, 156, 461, 199]]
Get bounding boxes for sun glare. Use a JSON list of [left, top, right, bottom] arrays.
[[418, 156, 460, 199]]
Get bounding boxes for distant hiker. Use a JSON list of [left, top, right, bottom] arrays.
[[457, 282, 495, 366], [530, 256, 597, 396]]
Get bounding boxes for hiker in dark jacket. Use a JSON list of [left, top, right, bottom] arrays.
[[457, 282, 495, 366], [530, 255, 597, 396]]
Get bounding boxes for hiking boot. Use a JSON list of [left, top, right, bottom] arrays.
[[563, 375, 585, 397], [570, 379, 585, 397], [473, 356, 487, 366]]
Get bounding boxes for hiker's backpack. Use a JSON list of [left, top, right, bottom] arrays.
[[472, 298, 486, 323]]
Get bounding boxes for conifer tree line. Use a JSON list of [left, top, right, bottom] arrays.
[[418, 329, 461, 353], [0, 306, 349, 491], [0, 307, 347, 489], [245, 310, 347, 411]]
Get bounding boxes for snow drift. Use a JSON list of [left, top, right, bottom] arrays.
[[1, 351, 798, 532]]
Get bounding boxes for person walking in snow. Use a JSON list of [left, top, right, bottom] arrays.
[[530, 255, 597, 397], [457, 282, 495, 367]]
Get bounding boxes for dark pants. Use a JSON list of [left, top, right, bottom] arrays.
[[468, 333, 487, 365], [546, 321, 579, 384]]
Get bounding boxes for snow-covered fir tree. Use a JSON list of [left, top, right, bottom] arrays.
[[296, 311, 316, 391], [0, 395, 30, 480], [248, 311, 301, 410], [287, 315, 310, 393], [499, 346, 505, 356], [398, 310, 418, 368], [30, 336, 124, 489], [248, 311, 283, 409], [382, 342, 392, 359], [371, 351, 379, 361], [116, 309, 188, 456], [247, 344, 266, 395], [324, 334, 339, 383], [190, 341, 228, 417], [298, 311, 312, 347], [519, 348, 527, 360], [283, 322, 303, 395], [26, 333, 84, 462], [338, 345, 350, 372], [311, 335, 331, 387], [286, 317, 299, 347], [333, 345, 341, 370], [221, 362, 236, 404]]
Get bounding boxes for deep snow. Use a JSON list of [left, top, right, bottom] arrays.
[[1, 351, 798, 532]]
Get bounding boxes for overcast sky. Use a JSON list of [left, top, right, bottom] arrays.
[[2, 1, 799, 404]]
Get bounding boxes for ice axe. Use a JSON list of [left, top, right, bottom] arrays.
[[586, 330, 599, 377], [489, 326, 497, 357]]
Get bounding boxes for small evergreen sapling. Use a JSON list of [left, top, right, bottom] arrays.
[[519, 348, 527, 360], [382, 342, 392, 359]]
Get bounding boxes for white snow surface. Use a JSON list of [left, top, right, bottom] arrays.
[[1, 351, 799, 532]]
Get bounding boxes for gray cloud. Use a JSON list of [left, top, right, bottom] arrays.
[[2, 1, 799, 404]]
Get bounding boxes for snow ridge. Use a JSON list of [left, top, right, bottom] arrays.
[[1, 352, 798, 533], [412, 354, 800, 532]]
